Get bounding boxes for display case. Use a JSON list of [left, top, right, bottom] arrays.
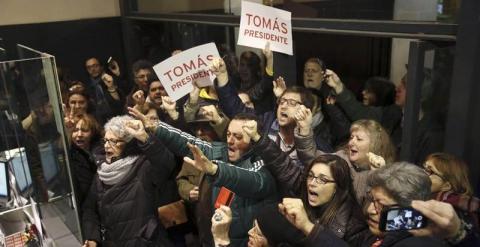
[[0, 44, 81, 246]]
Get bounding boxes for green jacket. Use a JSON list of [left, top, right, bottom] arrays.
[[154, 122, 278, 247]]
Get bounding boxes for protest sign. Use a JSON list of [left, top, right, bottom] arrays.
[[237, 1, 292, 55], [153, 42, 220, 101]]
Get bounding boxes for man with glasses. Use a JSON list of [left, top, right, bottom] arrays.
[[211, 58, 328, 173]]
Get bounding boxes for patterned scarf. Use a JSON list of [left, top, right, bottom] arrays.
[[97, 155, 140, 185], [436, 191, 480, 228]]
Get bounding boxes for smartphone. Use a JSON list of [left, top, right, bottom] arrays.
[[214, 187, 235, 209], [107, 56, 113, 66], [379, 207, 427, 232]]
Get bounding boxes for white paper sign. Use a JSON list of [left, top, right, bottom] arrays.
[[237, 1, 292, 55], [153, 43, 220, 101]]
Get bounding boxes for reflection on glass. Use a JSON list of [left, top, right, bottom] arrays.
[[7, 148, 33, 197], [0, 163, 8, 205], [131, 0, 460, 23], [412, 44, 455, 164], [0, 47, 6, 61], [0, 45, 81, 242], [131, 22, 229, 63], [137, 0, 230, 14]]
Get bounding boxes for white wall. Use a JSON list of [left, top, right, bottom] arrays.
[[0, 0, 120, 26], [390, 0, 437, 84]]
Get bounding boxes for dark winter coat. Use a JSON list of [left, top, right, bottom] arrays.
[[305, 225, 447, 247], [82, 136, 175, 247]]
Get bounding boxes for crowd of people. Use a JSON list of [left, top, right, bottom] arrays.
[[47, 43, 479, 247]]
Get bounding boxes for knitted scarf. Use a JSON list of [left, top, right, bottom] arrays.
[[97, 155, 140, 185]]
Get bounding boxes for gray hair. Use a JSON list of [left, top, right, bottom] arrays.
[[368, 162, 431, 206], [104, 115, 135, 142]]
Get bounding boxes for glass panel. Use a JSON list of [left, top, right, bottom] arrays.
[[136, 0, 232, 14], [131, 0, 461, 23], [128, 21, 231, 63], [0, 48, 5, 62], [412, 43, 455, 163], [0, 44, 81, 243]]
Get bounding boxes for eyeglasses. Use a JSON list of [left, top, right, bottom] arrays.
[[423, 166, 446, 180], [306, 173, 335, 185], [367, 191, 399, 213], [103, 138, 125, 146], [277, 98, 301, 107]]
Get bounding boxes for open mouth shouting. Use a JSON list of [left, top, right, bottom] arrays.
[[227, 146, 238, 161], [349, 147, 359, 159], [74, 138, 88, 149], [277, 110, 292, 126], [307, 189, 319, 204]]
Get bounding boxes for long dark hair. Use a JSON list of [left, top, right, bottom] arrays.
[[363, 77, 395, 106], [301, 154, 359, 225]]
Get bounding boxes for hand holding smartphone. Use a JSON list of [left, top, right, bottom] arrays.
[[107, 56, 120, 76], [380, 206, 428, 232]]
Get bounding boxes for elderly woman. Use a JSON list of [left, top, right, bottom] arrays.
[[82, 115, 175, 247], [282, 162, 447, 247]]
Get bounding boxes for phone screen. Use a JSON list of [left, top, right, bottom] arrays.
[[380, 207, 427, 231]]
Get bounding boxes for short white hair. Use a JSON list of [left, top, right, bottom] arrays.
[[104, 115, 135, 142]]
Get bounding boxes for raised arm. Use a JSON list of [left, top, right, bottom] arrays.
[[294, 105, 324, 166], [211, 160, 276, 199], [244, 42, 274, 102], [323, 97, 351, 146], [242, 120, 304, 195], [124, 120, 177, 183], [183, 143, 276, 199], [183, 81, 201, 122], [212, 57, 256, 118], [128, 107, 214, 159], [325, 69, 383, 122]]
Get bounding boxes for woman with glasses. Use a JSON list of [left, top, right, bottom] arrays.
[[293, 115, 396, 207], [281, 163, 448, 247], [423, 153, 479, 230], [277, 154, 368, 246], [82, 115, 176, 247], [242, 120, 367, 245]]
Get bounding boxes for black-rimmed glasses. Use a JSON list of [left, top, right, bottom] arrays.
[[306, 173, 335, 185]]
